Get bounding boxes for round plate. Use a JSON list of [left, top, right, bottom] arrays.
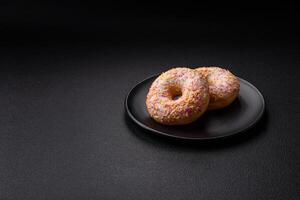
[[125, 75, 265, 140]]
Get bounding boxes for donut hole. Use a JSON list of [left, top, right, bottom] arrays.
[[169, 86, 182, 100]]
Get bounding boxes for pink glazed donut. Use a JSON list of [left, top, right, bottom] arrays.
[[196, 66, 240, 110], [146, 68, 209, 125]]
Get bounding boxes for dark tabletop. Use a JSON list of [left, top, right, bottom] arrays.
[[0, 3, 300, 200]]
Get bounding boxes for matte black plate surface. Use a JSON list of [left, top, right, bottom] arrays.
[[125, 75, 265, 140]]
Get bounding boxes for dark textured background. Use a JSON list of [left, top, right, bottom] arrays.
[[0, 2, 300, 200]]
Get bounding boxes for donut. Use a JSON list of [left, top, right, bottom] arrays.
[[196, 66, 240, 110], [146, 68, 210, 125]]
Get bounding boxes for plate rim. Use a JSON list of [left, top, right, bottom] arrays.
[[125, 74, 265, 140]]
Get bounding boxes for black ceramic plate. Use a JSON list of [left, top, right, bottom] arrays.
[[125, 75, 265, 140]]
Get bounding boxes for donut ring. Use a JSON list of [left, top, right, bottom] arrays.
[[146, 68, 209, 125], [196, 66, 240, 110]]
